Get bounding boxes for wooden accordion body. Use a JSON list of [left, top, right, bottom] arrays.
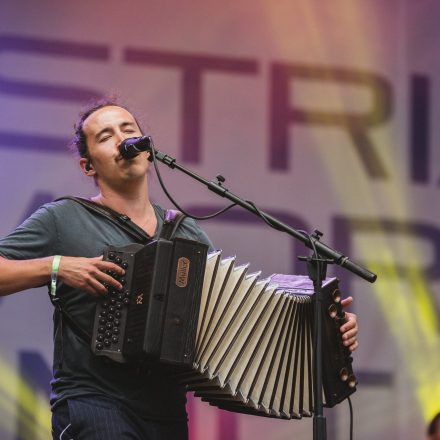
[[92, 237, 356, 419]]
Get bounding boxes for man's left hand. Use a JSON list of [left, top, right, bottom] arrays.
[[339, 296, 358, 352]]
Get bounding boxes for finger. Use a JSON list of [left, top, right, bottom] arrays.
[[348, 341, 359, 352], [94, 259, 126, 276], [343, 336, 357, 348], [340, 320, 357, 333], [84, 276, 110, 297], [341, 328, 358, 341], [94, 270, 123, 290], [341, 296, 353, 308], [340, 313, 357, 332]]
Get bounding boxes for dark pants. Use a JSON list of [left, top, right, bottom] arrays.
[[51, 396, 188, 440]]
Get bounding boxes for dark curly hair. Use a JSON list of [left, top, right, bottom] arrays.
[[69, 98, 143, 159]]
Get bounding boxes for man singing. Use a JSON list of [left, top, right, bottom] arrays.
[[0, 101, 359, 439]]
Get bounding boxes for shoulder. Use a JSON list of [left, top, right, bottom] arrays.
[[30, 198, 85, 217], [35, 197, 103, 222], [20, 197, 102, 233]]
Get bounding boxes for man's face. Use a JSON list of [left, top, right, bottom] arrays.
[[81, 105, 149, 189]]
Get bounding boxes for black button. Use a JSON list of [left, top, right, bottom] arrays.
[[99, 318, 107, 325], [113, 327, 120, 334], [108, 253, 115, 260], [112, 336, 119, 343], [106, 322, 112, 330], [119, 278, 126, 285], [105, 330, 112, 338], [102, 302, 109, 309], [101, 310, 108, 317], [115, 311, 122, 318], [97, 334, 104, 342], [109, 306, 116, 313], [115, 257, 122, 264], [98, 326, 105, 334], [96, 343, 104, 350], [107, 314, 114, 321], [117, 294, 124, 301], [104, 339, 111, 347], [114, 319, 120, 327], [122, 262, 128, 269], [124, 290, 130, 297], [123, 298, 130, 306], [116, 303, 122, 310]]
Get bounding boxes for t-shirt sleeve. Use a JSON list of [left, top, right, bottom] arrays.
[[0, 205, 59, 260]]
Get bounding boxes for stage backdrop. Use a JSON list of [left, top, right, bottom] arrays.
[[0, 1, 439, 439]]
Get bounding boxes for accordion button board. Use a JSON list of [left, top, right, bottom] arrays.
[[91, 238, 209, 365], [91, 242, 145, 362]]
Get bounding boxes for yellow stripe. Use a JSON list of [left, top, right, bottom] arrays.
[[0, 357, 51, 439]]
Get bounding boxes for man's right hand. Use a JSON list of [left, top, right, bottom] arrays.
[[58, 256, 125, 297]]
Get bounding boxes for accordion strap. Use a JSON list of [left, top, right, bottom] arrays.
[[55, 196, 152, 244]]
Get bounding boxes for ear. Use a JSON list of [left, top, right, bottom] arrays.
[[79, 157, 96, 176]]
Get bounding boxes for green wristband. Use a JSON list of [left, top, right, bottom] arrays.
[[50, 255, 61, 297]]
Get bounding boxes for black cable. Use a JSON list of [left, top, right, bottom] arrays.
[[244, 200, 286, 231], [348, 396, 354, 440], [150, 145, 237, 220], [150, 144, 320, 246]]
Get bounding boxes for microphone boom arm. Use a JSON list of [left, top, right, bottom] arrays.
[[147, 142, 376, 283]]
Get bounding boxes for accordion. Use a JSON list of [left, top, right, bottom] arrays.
[[91, 237, 356, 419]]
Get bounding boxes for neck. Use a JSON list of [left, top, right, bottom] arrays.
[[92, 177, 157, 235]]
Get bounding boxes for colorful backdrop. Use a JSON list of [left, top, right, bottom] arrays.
[[0, 1, 439, 439]]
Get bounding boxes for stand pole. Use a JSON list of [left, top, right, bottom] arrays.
[[300, 245, 334, 440]]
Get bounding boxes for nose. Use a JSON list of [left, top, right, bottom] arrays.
[[115, 130, 127, 145], [115, 131, 134, 153]]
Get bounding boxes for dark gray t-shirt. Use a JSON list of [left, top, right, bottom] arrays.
[[0, 199, 214, 421]]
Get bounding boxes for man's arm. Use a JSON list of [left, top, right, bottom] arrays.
[[0, 255, 126, 297], [0, 255, 52, 296]]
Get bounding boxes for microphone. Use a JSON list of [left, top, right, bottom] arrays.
[[119, 136, 154, 159]]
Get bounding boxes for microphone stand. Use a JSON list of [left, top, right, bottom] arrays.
[[147, 144, 377, 440]]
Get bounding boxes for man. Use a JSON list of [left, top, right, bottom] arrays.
[[0, 101, 359, 439]]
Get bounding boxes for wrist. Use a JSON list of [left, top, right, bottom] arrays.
[[50, 255, 61, 296]]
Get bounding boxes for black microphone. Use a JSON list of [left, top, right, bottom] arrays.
[[119, 135, 154, 159]]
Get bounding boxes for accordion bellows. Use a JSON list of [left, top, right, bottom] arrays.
[[178, 250, 355, 419]]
